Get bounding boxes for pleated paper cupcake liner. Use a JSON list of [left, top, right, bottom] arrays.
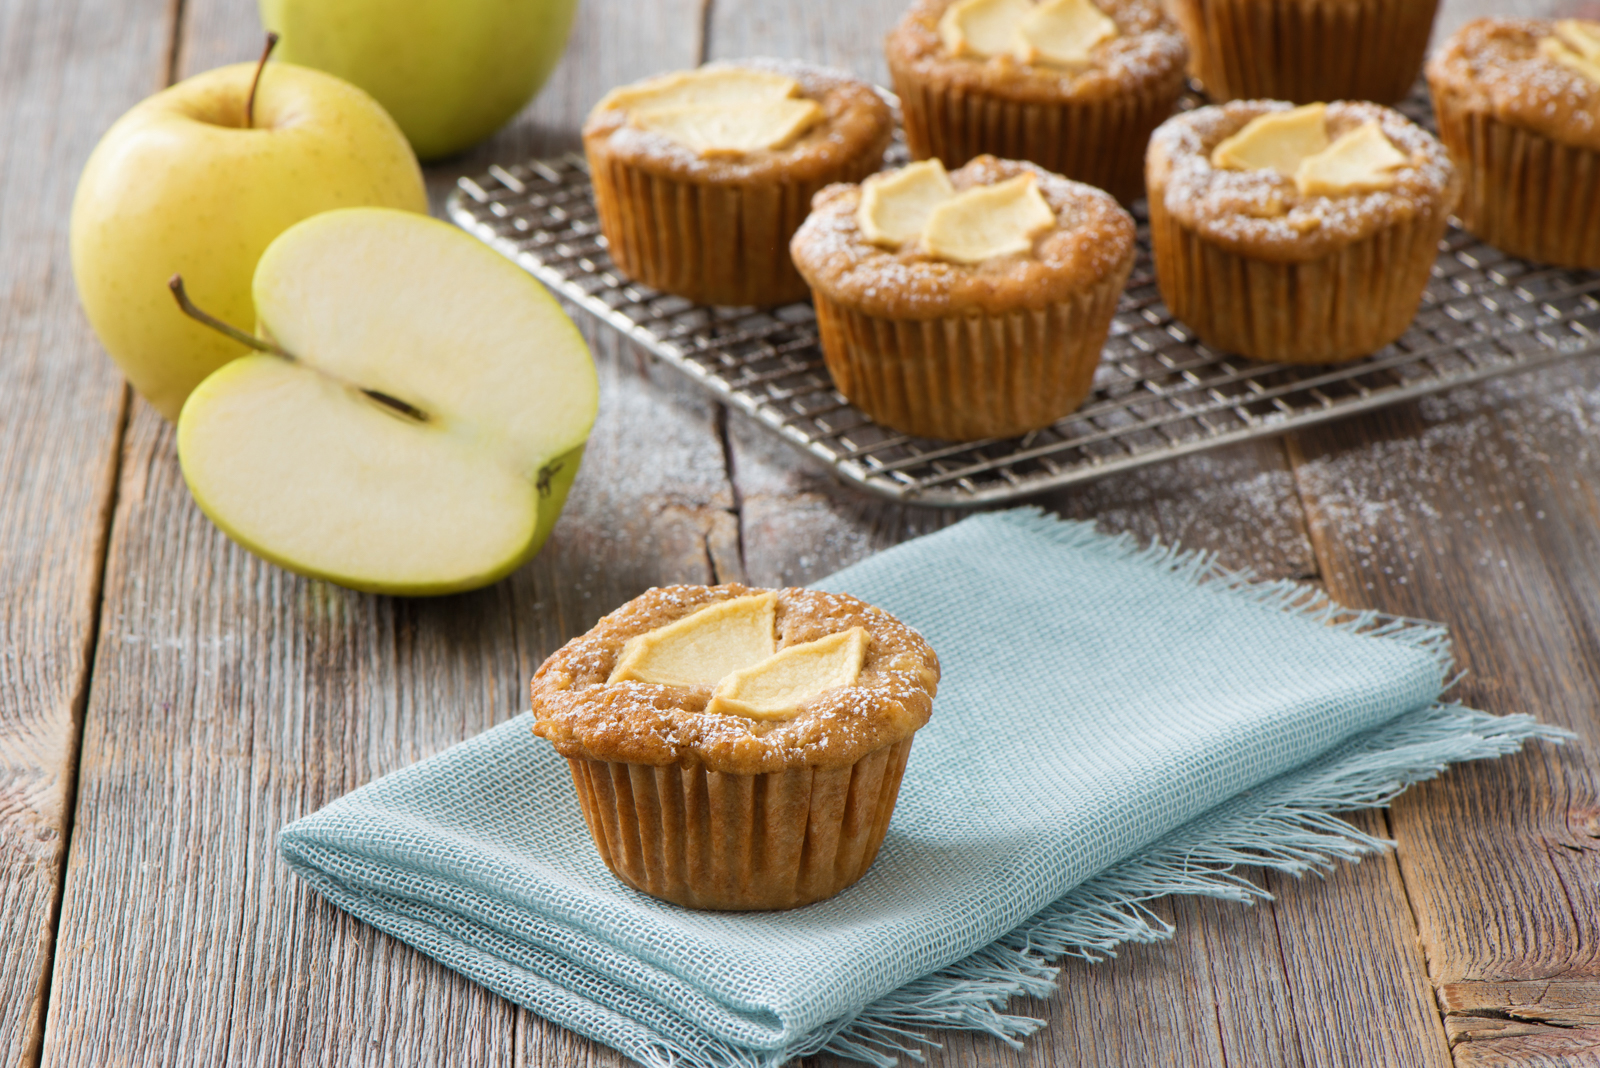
[[1173, 0, 1439, 105], [1430, 89, 1600, 270], [888, 64, 1186, 202], [812, 275, 1126, 441], [586, 147, 886, 308], [1148, 196, 1451, 364], [566, 736, 913, 911]]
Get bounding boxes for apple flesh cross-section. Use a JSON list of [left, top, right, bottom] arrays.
[[176, 207, 598, 596], [609, 594, 779, 687]]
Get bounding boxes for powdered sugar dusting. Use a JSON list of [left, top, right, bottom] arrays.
[[1428, 17, 1600, 152], [1292, 359, 1600, 593], [888, 0, 1187, 97], [792, 156, 1135, 318], [583, 57, 892, 183], [1150, 100, 1457, 260], [531, 584, 940, 773]]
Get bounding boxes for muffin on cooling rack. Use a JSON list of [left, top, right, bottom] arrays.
[[1428, 18, 1600, 269], [1146, 100, 1459, 364], [530, 583, 940, 911], [790, 154, 1136, 441], [1170, 0, 1440, 106], [884, 0, 1187, 202], [582, 59, 893, 308]]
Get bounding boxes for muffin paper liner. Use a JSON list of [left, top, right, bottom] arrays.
[[1430, 89, 1600, 270], [587, 148, 884, 308], [566, 736, 914, 911], [1148, 195, 1451, 364], [1173, 0, 1439, 105], [811, 273, 1127, 441], [889, 64, 1186, 202]]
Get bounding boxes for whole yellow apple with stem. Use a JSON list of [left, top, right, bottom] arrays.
[[260, 0, 580, 160], [71, 39, 427, 421]]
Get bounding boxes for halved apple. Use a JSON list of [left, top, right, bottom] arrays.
[[176, 207, 598, 596]]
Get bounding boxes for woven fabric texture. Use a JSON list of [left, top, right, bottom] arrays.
[[279, 509, 1536, 1066]]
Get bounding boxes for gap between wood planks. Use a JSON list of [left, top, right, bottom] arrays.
[[1276, 434, 1457, 1056], [696, 0, 749, 588], [24, 384, 130, 1068], [26, 4, 185, 1064]]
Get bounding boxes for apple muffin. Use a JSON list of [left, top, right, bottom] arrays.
[[884, 0, 1187, 202], [1427, 18, 1600, 269], [1170, 0, 1440, 106], [582, 59, 893, 307], [1146, 101, 1459, 364], [530, 584, 940, 911], [790, 155, 1135, 441]]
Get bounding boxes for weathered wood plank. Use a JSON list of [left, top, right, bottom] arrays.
[[1288, 361, 1600, 1065], [0, 0, 171, 1063], [41, 0, 713, 1064], [1260, 812, 1454, 1068]]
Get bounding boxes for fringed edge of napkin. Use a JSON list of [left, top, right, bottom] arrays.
[[679, 515, 1570, 1068], [794, 701, 1568, 1068]]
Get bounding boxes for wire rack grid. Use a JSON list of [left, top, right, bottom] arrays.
[[446, 98, 1600, 507]]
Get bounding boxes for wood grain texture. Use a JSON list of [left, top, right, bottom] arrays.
[[1289, 361, 1600, 1065], [0, 0, 169, 1063], [40, 0, 713, 1065], [24, 0, 1600, 1066]]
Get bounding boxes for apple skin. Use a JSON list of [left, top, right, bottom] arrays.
[[70, 61, 427, 421], [180, 395, 586, 597], [261, 0, 580, 161]]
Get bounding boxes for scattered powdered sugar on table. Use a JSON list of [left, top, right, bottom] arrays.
[[1293, 358, 1600, 590]]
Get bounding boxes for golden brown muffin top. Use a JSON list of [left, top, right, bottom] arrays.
[[885, 0, 1186, 104], [1147, 100, 1459, 262], [530, 584, 939, 774], [791, 155, 1136, 319], [581, 58, 893, 185], [1427, 18, 1600, 153]]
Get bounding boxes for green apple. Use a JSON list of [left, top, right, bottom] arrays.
[[261, 0, 580, 161], [71, 59, 427, 421], [175, 207, 598, 596]]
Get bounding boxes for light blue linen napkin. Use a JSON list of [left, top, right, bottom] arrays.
[[280, 509, 1561, 1067]]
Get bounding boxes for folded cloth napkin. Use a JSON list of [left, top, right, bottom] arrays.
[[280, 509, 1562, 1068]]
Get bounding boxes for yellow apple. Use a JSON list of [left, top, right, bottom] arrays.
[[176, 208, 599, 596], [261, 0, 580, 161], [70, 60, 427, 421]]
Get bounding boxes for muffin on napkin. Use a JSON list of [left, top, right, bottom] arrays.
[[529, 583, 940, 910], [278, 510, 1565, 1068]]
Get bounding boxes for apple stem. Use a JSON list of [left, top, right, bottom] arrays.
[[167, 273, 430, 424], [168, 274, 291, 359], [246, 32, 279, 129]]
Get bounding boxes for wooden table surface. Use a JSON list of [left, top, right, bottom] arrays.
[[5, 0, 1600, 1064]]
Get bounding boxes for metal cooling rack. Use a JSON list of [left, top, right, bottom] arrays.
[[446, 96, 1600, 507]]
